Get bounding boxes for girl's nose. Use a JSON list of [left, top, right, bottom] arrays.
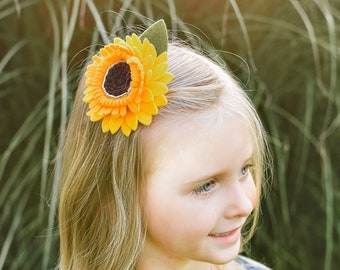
[[223, 176, 256, 219]]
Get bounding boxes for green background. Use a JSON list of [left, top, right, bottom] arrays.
[[1, 0, 339, 269]]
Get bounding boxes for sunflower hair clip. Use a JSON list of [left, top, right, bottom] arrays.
[[83, 20, 173, 136]]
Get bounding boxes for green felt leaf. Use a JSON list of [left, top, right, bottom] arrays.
[[140, 19, 168, 55]]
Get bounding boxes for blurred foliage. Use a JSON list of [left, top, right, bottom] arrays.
[[0, 0, 339, 269]]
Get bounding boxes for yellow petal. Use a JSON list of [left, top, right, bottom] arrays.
[[91, 104, 102, 113], [153, 62, 168, 78], [141, 88, 154, 102], [83, 94, 94, 103], [141, 102, 158, 115], [87, 65, 96, 72], [144, 55, 155, 71], [101, 116, 110, 132], [113, 37, 126, 46], [137, 111, 152, 126], [120, 106, 127, 116], [125, 111, 138, 130], [92, 55, 102, 63], [111, 107, 120, 116], [128, 101, 139, 112], [83, 87, 92, 95], [154, 52, 167, 65], [141, 37, 151, 49], [89, 100, 98, 109], [109, 116, 123, 134], [132, 46, 143, 61], [154, 95, 168, 106], [156, 72, 174, 84], [145, 70, 153, 86], [85, 78, 94, 87], [99, 47, 110, 57], [89, 112, 103, 122], [98, 107, 111, 116], [121, 121, 132, 136], [85, 70, 95, 78], [130, 34, 142, 48], [127, 56, 143, 70], [140, 38, 157, 59], [135, 96, 142, 103], [149, 82, 168, 95]]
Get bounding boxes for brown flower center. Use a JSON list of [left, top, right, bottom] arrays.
[[103, 61, 132, 97]]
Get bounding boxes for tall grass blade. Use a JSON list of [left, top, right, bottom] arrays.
[[229, 0, 257, 73], [41, 0, 60, 268], [0, 40, 26, 74], [86, 0, 109, 43], [0, 0, 38, 20], [0, 96, 47, 182]]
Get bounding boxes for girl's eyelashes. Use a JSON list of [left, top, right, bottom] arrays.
[[192, 164, 253, 195], [193, 180, 216, 195], [240, 164, 254, 177]]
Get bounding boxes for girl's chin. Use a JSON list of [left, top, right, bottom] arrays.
[[205, 240, 241, 265]]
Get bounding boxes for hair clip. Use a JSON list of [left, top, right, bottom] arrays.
[[83, 20, 173, 136]]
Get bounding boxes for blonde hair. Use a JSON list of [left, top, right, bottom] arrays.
[[58, 43, 269, 269]]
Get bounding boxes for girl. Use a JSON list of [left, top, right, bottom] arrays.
[[58, 20, 270, 269]]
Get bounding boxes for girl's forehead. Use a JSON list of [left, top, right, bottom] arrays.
[[140, 110, 253, 171], [143, 105, 249, 142]]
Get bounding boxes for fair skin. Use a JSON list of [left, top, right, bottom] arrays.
[[138, 109, 257, 270]]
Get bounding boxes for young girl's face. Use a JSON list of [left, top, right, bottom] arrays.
[[141, 112, 257, 268]]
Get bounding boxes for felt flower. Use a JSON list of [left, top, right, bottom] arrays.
[[83, 33, 173, 136]]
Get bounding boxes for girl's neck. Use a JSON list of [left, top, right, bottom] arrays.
[[136, 258, 240, 270]]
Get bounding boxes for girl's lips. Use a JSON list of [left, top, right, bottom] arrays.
[[208, 227, 241, 244]]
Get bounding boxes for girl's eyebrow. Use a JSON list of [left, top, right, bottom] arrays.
[[182, 146, 254, 185], [181, 174, 219, 189], [243, 155, 254, 164], [181, 152, 254, 188], [241, 147, 254, 165]]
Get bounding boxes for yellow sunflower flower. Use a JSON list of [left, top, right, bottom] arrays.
[[83, 33, 173, 136]]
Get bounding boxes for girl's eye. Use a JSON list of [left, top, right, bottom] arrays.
[[194, 180, 216, 195], [240, 164, 253, 177]]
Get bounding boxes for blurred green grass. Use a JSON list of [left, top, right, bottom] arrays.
[[0, 0, 339, 269]]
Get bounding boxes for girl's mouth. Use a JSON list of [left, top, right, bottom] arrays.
[[208, 227, 241, 244]]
